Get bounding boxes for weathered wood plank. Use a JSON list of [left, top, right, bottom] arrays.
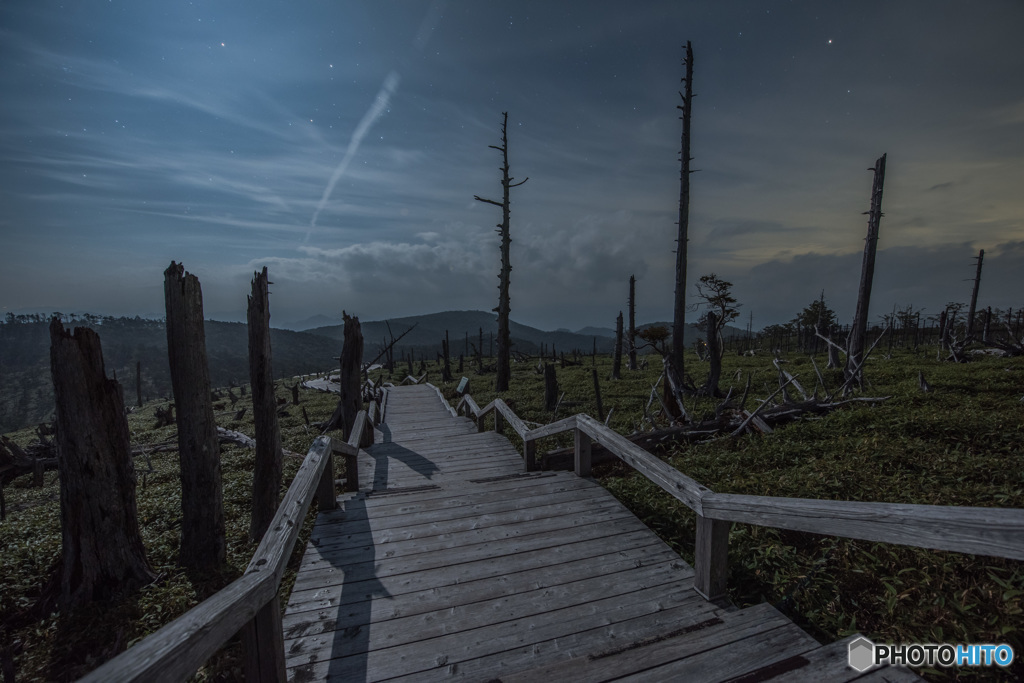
[[576, 414, 710, 512], [749, 634, 924, 682], [301, 505, 636, 571], [290, 514, 657, 590], [284, 559, 694, 667], [283, 551, 688, 635], [701, 492, 1024, 560], [496, 602, 797, 682], [248, 435, 334, 585], [289, 578, 706, 681], [611, 619, 818, 682], [79, 572, 276, 683], [286, 533, 673, 616]]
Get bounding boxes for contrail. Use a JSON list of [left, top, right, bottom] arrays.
[[308, 70, 400, 238]]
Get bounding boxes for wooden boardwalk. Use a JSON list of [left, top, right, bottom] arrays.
[[282, 385, 919, 682]]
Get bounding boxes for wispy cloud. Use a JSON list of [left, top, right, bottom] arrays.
[[308, 71, 400, 237]]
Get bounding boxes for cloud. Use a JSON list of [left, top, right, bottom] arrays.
[[308, 71, 401, 235]]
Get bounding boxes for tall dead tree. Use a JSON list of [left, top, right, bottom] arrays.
[[966, 248, 984, 338], [324, 312, 364, 436], [845, 153, 887, 388], [612, 311, 624, 380], [627, 275, 638, 371], [474, 111, 528, 392], [247, 267, 283, 543], [135, 360, 142, 408], [164, 261, 225, 572], [670, 41, 695, 399], [49, 319, 154, 608]]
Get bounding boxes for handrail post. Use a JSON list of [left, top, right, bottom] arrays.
[[524, 438, 537, 472], [316, 443, 336, 511], [360, 412, 374, 447], [694, 515, 730, 603], [241, 594, 286, 682], [574, 428, 592, 477], [494, 410, 505, 436]]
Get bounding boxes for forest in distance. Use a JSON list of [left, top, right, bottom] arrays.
[[0, 308, 738, 435]]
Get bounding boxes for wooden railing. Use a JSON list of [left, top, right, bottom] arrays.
[[79, 410, 375, 683], [455, 394, 1024, 603]]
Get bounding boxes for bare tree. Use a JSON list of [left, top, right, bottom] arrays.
[[164, 261, 225, 573], [474, 111, 528, 392], [966, 249, 985, 338], [846, 153, 887, 388], [627, 275, 638, 371], [670, 41, 695, 398], [247, 267, 283, 543], [613, 311, 624, 380], [49, 320, 154, 608]]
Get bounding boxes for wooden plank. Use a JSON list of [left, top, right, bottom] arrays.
[[749, 635, 924, 682], [701, 492, 1024, 560], [611, 617, 819, 682], [79, 572, 276, 683], [288, 578, 707, 681], [693, 515, 730, 602], [290, 514, 657, 590], [315, 477, 603, 525], [283, 549, 689, 634], [524, 415, 577, 440], [309, 490, 618, 550], [576, 414, 710, 513], [387, 599, 720, 682], [301, 505, 636, 571], [284, 559, 694, 667], [248, 435, 334, 584], [495, 602, 795, 682], [285, 533, 675, 616]]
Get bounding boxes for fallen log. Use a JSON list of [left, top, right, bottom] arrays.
[[539, 395, 890, 471]]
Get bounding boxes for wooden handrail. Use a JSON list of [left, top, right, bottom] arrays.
[[455, 391, 1024, 602], [79, 411, 375, 683]]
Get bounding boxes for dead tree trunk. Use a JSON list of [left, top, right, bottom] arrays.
[[845, 153, 887, 388], [703, 311, 723, 397], [135, 360, 142, 408], [247, 267, 283, 543], [612, 311, 624, 380], [474, 111, 528, 392], [543, 363, 558, 411], [626, 274, 634, 370], [966, 248, 984, 338], [164, 261, 225, 573], [49, 319, 154, 608], [442, 331, 453, 382], [671, 41, 695, 398], [591, 368, 605, 422], [325, 312, 364, 436]]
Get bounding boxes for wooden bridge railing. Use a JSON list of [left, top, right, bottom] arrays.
[[79, 410, 374, 683], [455, 393, 1024, 603]]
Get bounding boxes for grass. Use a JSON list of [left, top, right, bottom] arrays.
[[0, 377, 342, 682], [4, 346, 1021, 681], [371, 347, 1024, 682]]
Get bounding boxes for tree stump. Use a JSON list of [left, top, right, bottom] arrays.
[[164, 261, 226, 572], [247, 267, 283, 543], [49, 319, 154, 608]]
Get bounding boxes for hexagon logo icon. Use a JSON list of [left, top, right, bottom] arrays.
[[848, 636, 875, 672]]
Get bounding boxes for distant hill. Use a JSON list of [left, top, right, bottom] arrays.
[[307, 310, 747, 361], [308, 310, 620, 360], [0, 317, 339, 434]]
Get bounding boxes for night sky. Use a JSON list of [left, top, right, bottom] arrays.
[[2, 1, 1022, 331]]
